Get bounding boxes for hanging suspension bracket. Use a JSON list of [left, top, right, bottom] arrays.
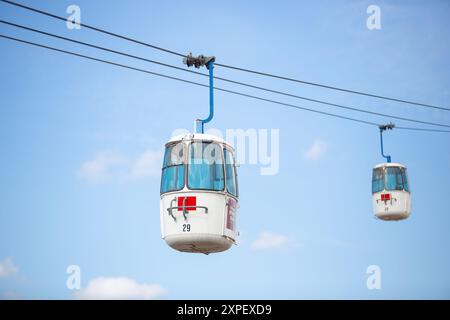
[[379, 122, 395, 163], [183, 53, 215, 69], [183, 53, 216, 133], [379, 123, 395, 131]]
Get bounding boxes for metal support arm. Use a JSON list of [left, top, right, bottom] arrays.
[[379, 123, 394, 163], [183, 53, 215, 133]]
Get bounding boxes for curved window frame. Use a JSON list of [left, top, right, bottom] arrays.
[[187, 141, 226, 192], [402, 167, 410, 192], [160, 142, 186, 194], [224, 147, 239, 198]]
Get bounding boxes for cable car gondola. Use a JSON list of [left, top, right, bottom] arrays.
[[159, 54, 239, 254], [371, 124, 411, 221]]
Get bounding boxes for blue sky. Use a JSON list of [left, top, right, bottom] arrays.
[[0, 0, 449, 299]]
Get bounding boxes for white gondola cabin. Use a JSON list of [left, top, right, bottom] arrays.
[[371, 162, 411, 221], [160, 133, 239, 254]]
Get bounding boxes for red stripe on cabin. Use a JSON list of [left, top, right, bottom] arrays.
[[381, 193, 391, 201], [178, 196, 196, 211]]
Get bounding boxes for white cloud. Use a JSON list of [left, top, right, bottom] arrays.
[[304, 139, 327, 161], [129, 150, 163, 179], [0, 257, 19, 278], [251, 232, 289, 250], [78, 152, 127, 183], [75, 277, 167, 300], [78, 149, 162, 183]]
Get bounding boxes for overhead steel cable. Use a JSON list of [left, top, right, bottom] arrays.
[[1, 0, 448, 112], [2, 20, 450, 129], [395, 126, 450, 133], [213, 63, 450, 112], [0, 34, 207, 90], [0, 20, 200, 75], [0, 33, 382, 128], [1, 34, 450, 133], [0, 0, 185, 57]]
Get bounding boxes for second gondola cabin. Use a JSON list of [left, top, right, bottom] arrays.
[[160, 133, 239, 254], [371, 162, 411, 220]]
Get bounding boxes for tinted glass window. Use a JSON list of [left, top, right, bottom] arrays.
[[224, 149, 238, 197], [385, 167, 409, 191], [372, 167, 384, 193], [402, 168, 409, 192], [160, 143, 185, 193], [188, 142, 224, 191]]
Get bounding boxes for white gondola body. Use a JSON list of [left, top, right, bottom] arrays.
[[372, 162, 411, 221], [160, 133, 239, 254]]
